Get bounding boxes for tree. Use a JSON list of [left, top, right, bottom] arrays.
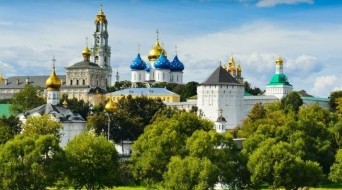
[[22, 115, 63, 138], [0, 116, 21, 144], [163, 156, 218, 190], [131, 112, 214, 186], [329, 149, 342, 183], [181, 81, 199, 101], [88, 95, 165, 143], [0, 135, 65, 190], [62, 97, 90, 120], [330, 91, 342, 112], [281, 91, 303, 113], [244, 81, 263, 95], [64, 133, 118, 190], [248, 139, 323, 189], [10, 84, 45, 115]]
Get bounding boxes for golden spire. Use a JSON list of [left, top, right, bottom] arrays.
[[105, 98, 118, 112], [95, 4, 107, 23], [46, 56, 62, 91], [147, 30, 167, 61]]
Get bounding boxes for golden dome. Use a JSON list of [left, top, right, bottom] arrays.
[[46, 66, 61, 91], [105, 98, 118, 112], [148, 42, 167, 61], [95, 6, 107, 23], [82, 46, 91, 56], [0, 74, 4, 82], [275, 55, 283, 65]]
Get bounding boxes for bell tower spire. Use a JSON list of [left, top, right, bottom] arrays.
[[92, 5, 112, 86]]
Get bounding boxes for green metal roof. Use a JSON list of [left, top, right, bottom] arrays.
[[268, 73, 292, 86], [0, 104, 11, 118]]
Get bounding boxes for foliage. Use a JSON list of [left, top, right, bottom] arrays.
[[244, 81, 263, 95], [329, 149, 342, 183], [0, 116, 21, 144], [239, 101, 339, 188], [0, 134, 65, 190], [10, 84, 45, 115], [330, 91, 342, 112], [62, 97, 90, 120], [281, 91, 303, 113], [163, 156, 218, 190], [131, 112, 214, 186], [297, 89, 313, 97], [64, 132, 119, 190], [248, 139, 323, 189], [22, 115, 63, 139], [88, 95, 165, 143]]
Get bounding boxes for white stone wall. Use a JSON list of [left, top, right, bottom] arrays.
[[131, 70, 146, 83], [155, 69, 170, 83], [170, 72, 183, 84], [60, 122, 87, 147]]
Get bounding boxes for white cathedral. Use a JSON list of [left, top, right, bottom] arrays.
[[130, 31, 185, 84]]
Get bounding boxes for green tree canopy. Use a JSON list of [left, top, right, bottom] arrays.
[[330, 90, 342, 112], [64, 132, 118, 190], [281, 91, 303, 113], [163, 156, 218, 190], [329, 149, 342, 183], [131, 112, 214, 186], [0, 116, 20, 144], [22, 115, 63, 139], [0, 134, 65, 190], [248, 139, 323, 189], [10, 84, 45, 115], [88, 95, 165, 143], [62, 97, 90, 120]]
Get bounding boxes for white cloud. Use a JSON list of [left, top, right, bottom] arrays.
[[256, 0, 314, 7], [311, 75, 337, 96]]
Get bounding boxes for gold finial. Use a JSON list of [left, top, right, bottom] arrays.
[[95, 4, 107, 23], [82, 36, 91, 60]]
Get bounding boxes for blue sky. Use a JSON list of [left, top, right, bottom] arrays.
[[0, 0, 341, 97]]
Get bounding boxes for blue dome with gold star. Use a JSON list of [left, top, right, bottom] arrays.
[[130, 54, 146, 70], [154, 52, 170, 69], [170, 55, 184, 72]]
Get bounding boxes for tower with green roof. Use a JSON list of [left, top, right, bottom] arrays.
[[265, 56, 293, 99]]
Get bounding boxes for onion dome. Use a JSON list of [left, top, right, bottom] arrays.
[[46, 66, 61, 91], [275, 56, 283, 65], [154, 52, 170, 69], [0, 74, 4, 82], [105, 98, 118, 112], [130, 54, 147, 70], [148, 42, 167, 62], [170, 55, 184, 72], [82, 46, 91, 61], [95, 6, 107, 23], [228, 56, 236, 71]]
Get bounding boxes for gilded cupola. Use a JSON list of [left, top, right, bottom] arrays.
[[82, 46, 91, 61], [46, 62, 61, 91], [275, 55, 283, 65], [105, 98, 118, 112], [147, 30, 167, 62], [95, 5, 107, 23]]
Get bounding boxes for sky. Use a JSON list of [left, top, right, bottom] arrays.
[[0, 0, 341, 97]]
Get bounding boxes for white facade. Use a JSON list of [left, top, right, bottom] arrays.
[[155, 69, 170, 83], [131, 70, 146, 83], [60, 122, 87, 147], [170, 71, 183, 84], [265, 85, 293, 99]]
